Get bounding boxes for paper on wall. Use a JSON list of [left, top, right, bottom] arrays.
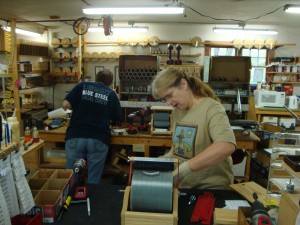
[[0, 155, 20, 217], [0, 184, 11, 225]]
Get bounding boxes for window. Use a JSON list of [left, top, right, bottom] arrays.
[[210, 47, 235, 56], [242, 49, 267, 67]]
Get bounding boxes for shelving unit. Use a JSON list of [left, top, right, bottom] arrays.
[[208, 56, 252, 119], [0, 73, 13, 99], [50, 36, 82, 83], [266, 60, 300, 84]]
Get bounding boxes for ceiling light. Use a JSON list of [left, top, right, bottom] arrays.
[[213, 27, 278, 35], [2, 26, 41, 37], [284, 4, 300, 13], [83, 7, 184, 15], [88, 27, 149, 33]]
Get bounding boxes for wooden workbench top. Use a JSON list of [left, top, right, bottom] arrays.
[[38, 126, 259, 142]]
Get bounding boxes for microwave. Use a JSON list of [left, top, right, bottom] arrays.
[[254, 90, 286, 107]]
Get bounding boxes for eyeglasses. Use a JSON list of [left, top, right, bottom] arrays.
[[160, 87, 176, 103]]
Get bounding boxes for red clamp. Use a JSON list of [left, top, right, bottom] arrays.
[[190, 192, 215, 225]]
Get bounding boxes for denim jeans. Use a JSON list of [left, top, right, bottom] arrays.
[[66, 138, 108, 184]]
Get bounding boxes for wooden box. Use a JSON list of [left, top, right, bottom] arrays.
[[237, 207, 251, 225], [284, 155, 300, 172], [278, 192, 300, 225], [121, 186, 178, 225]]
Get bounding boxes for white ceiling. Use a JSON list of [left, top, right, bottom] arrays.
[[0, 0, 300, 31]]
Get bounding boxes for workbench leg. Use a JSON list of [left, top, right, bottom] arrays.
[[144, 146, 150, 157], [244, 150, 251, 182]]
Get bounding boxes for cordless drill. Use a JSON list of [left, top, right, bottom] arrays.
[[58, 159, 87, 221], [251, 192, 271, 225], [127, 107, 151, 134], [73, 158, 87, 199]]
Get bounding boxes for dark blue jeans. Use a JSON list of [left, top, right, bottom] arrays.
[[66, 138, 108, 184]]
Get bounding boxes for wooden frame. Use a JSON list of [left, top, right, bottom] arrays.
[[95, 66, 104, 76], [121, 186, 178, 225]]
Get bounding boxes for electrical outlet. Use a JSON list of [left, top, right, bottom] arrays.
[[132, 144, 145, 153]]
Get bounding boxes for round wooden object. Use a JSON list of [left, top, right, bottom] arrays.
[[254, 39, 265, 49], [61, 37, 71, 48], [51, 38, 61, 48], [191, 36, 202, 47], [243, 39, 254, 49], [233, 39, 243, 49], [149, 36, 160, 46], [139, 36, 149, 46], [52, 52, 61, 62], [61, 51, 71, 61], [91, 52, 100, 62], [52, 67, 62, 75], [83, 52, 91, 62], [99, 52, 108, 62], [71, 36, 79, 47], [265, 38, 276, 49]]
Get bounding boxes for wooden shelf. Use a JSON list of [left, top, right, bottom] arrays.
[[151, 53, 201, 57], [267, 72, 299, 75]]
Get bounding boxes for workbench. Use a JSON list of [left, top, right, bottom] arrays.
[[38, 126, 259, 181], [49, 184, 245, 225], [0, 140, 44, 169], [255, 107, 300, 124]]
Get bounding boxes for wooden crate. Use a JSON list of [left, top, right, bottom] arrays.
[[121, 186, 178, 225]]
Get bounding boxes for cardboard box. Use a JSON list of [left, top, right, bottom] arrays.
[[278, 117, 296, 130], [31, 169, 56, 179], [261, 116, 278, 125], [28, 179, 48, 191], [210, 56, 251, 83], [34, 190, 61, 223], [28, 169, 74, 223]]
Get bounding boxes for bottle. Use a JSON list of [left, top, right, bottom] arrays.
[[24, 127, 31, 142], [7, 116, 20, 144], [32, 127, 40, 143]]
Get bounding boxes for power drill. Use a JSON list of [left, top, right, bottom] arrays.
[[251, 192, 271, 225], [73, 158, 87, 199], [127, 106, 151, 134], [58, 159, 87, 221]]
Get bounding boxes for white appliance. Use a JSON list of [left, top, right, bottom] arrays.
[[287, 95, 298, 109], [254, 90, 286, 107]]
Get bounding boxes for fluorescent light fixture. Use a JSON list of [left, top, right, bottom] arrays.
[[83, 7, 184, 15], [88, 27, 149, 33], [213, 27, 278, 35], [284, 4, 300, 13], [2, 26, 41, 37]]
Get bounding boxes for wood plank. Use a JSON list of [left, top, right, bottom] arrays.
[[214, 208, 237, 225], [229, 182, 268, 206]]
